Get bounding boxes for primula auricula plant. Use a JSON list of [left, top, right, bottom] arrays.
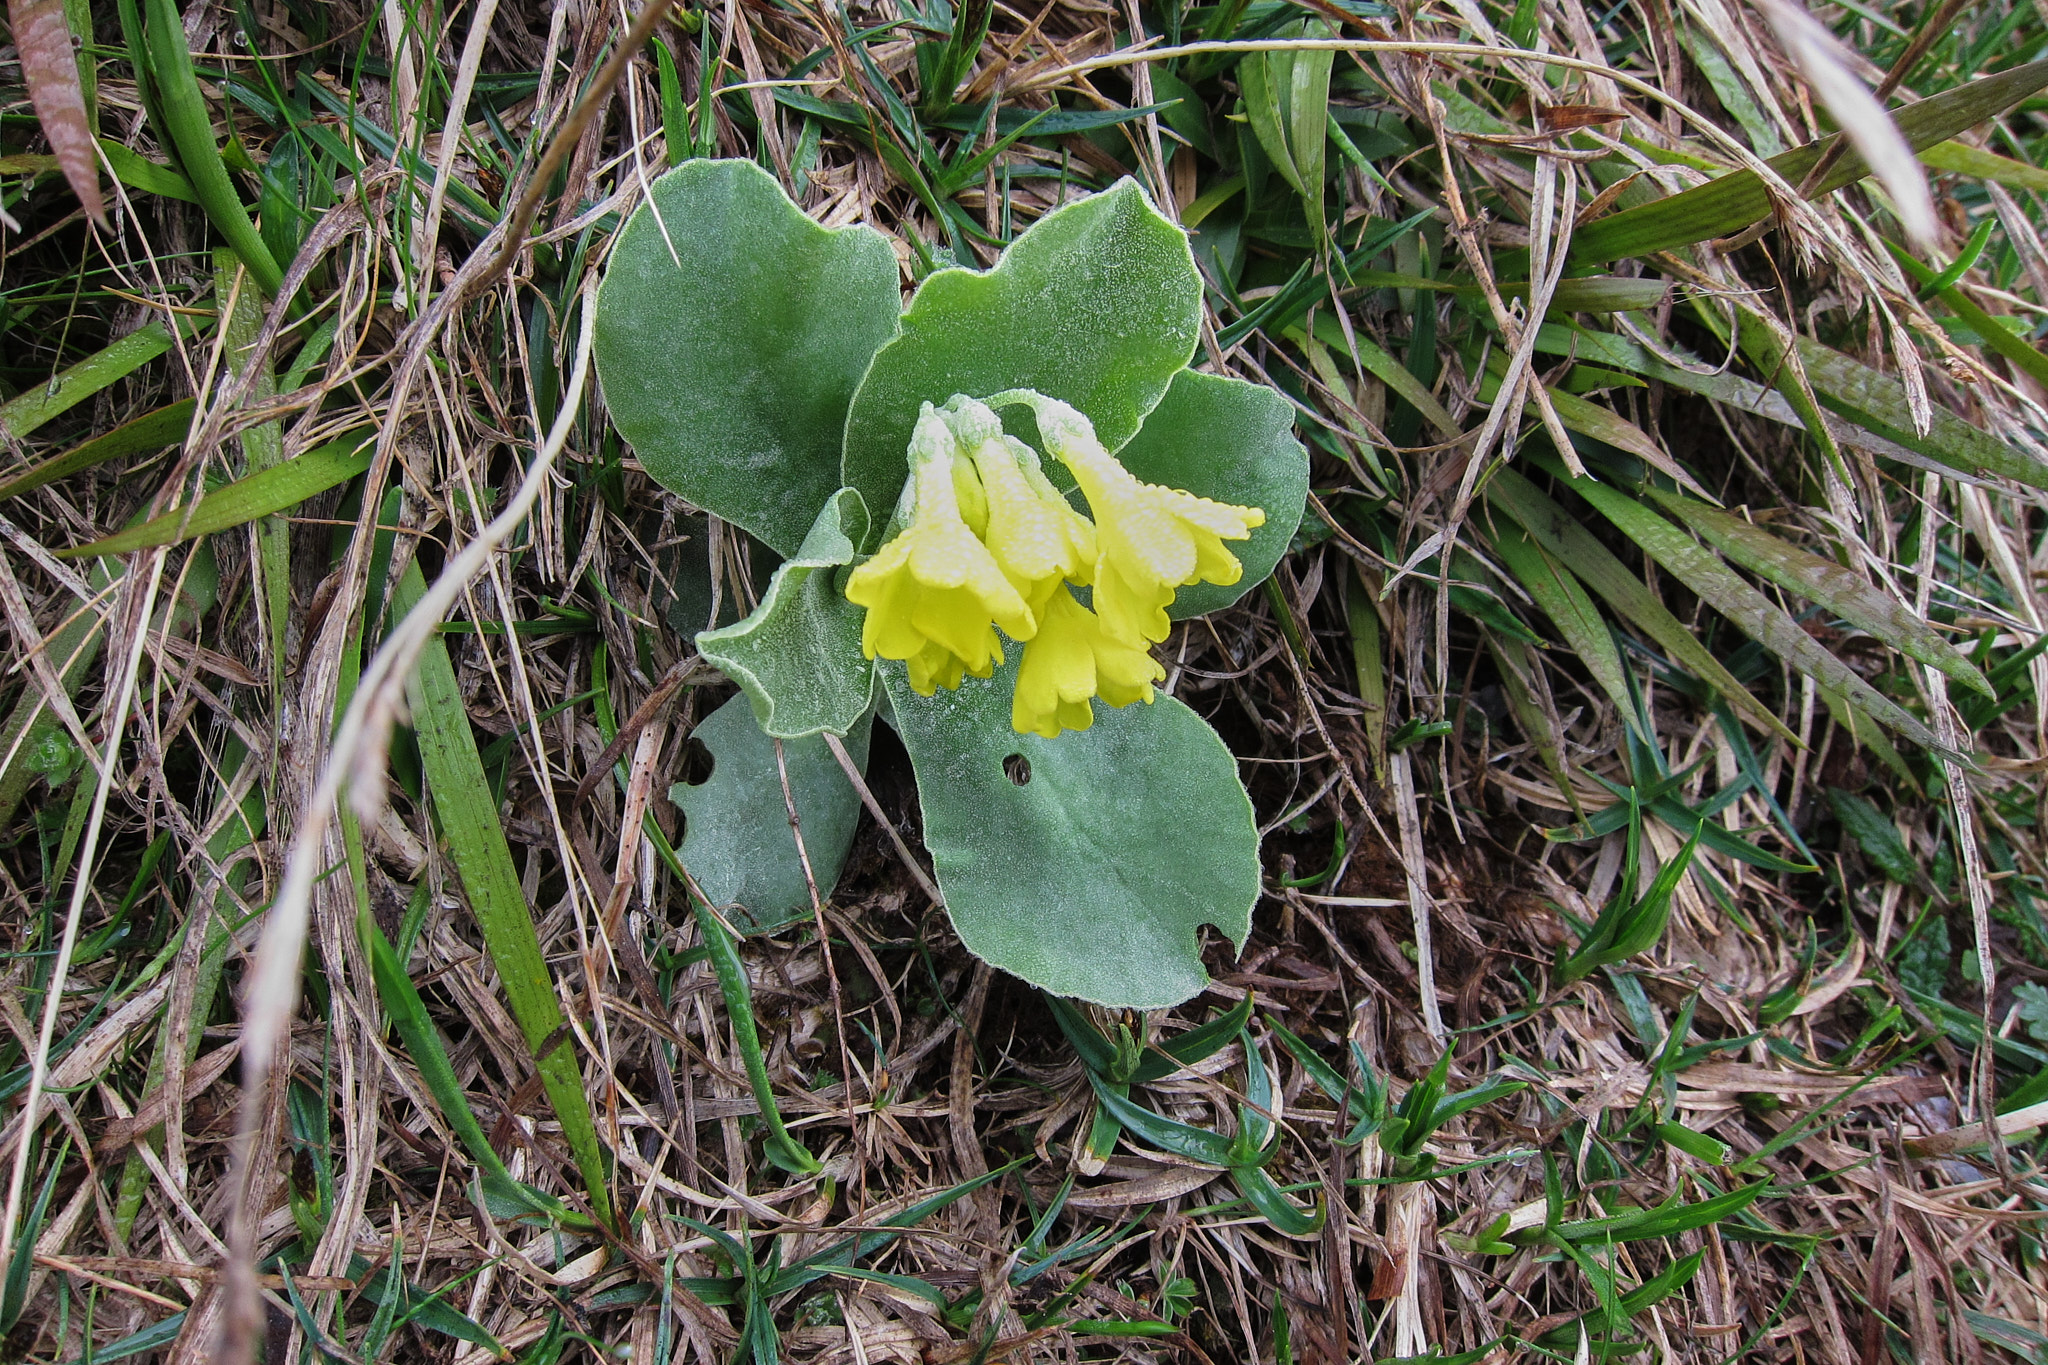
[[594, 160, 1308, 1008]]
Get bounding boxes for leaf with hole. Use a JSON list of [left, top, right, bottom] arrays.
[[884, 656, 1258, 1007], [671, 692, 872, 934]]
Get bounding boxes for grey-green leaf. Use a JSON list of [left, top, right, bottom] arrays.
[[1644, 488, 1991, 697], [840, 179, 1202, 542], [883, 659, 1258, 1007], [595, 159, 902, 556], [1110, 369, 1308, 619], [698, 488, 875, 737], [671, 693, 871, 933]]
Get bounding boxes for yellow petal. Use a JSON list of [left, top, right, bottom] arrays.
[[1089, 554, 1177, 648], [1011, 586, 1164, 736]]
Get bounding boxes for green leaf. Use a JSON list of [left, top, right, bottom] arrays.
[[1533, 1250, 1703, 1348], [392, 562, 613, 1227], [841, 179, 1202, 543], [1088, 1073, 1236, 1165], [0, 398, 194, 504], [809, 1265, 953, 1314], [359, 914, 579, 1226], [61, 432, 372, 557], [345, 1255, 506, 1355], [1239, 26, 1333, 243], [1896, 911, 1953, 999], [1888, 241, 2048, 394], [97, 136, 198, 201], [697, 489, 875, 737], [141, 0, 282, 293], [1548, 1182, 1767, 1245], [1920, 139, 2048, 192], [1789, 331, 2048, 488], [594, 159, 902, 556], [1232, 1163, 1326, 1238], [55, 1311, 186, 1365], [883, 657, 1257, 1007], [0, 321, 174, 439], [2011, 983, 2048, 1047], [770, 1161, 1022, 1296], [1825, 788, 1922, 888], [1134, 993, 1255, 1083], [1647, 489, 1990, 697], [687, 895, 820, 1173], [1529, 321, 2048, 489], [1561, 473, 1943, 751], [1655, 1121, 1731, 1165], [1109, 369, 1309, 619], [1571, 60, 2048, 263], [670, 692, 871, 934]]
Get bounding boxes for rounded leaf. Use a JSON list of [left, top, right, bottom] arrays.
[[595, 159, 902, 555], [883, 659, 1259, 1007], [841, 180, 1202, 541], [1109, 370, 1309, 619]]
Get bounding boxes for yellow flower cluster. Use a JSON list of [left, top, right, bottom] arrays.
[[846, 394, 1265, 737]]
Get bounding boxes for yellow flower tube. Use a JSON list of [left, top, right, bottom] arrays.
[[844, 404, 1037, 694]]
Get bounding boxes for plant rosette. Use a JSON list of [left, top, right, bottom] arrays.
[[595, 159, 1308, 1007]]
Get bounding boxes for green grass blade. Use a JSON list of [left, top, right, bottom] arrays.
[[1888, 240, 2048, 391], [113, 739, 262, 1242], [359, 912, 585, 1225], [1484, 469, 1793, 742], [1563, 473, 1942, 751], [212, 248, 291, 696], [692, 899, 822, 1176], [0, 322, 174, 439], [390, 560, 615, 1228], [97, 136, 198, 201], [1571, 60, 2048, 262], [60, 432, 371, 557], [1490, 520, 1637, 723], [1644, 487, 1990, 696], [140, 0, 284, 293], [1919, 139, 2048, 192], [0, 399, 194, 504], [1533, 320, 2048, 487]]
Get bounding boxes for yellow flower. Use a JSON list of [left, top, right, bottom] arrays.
[[952, 405, 1096, 616], [1013, 585, 1168, 738], [1002, 393, 1264, 647], [845, 405, 1036, 693]]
